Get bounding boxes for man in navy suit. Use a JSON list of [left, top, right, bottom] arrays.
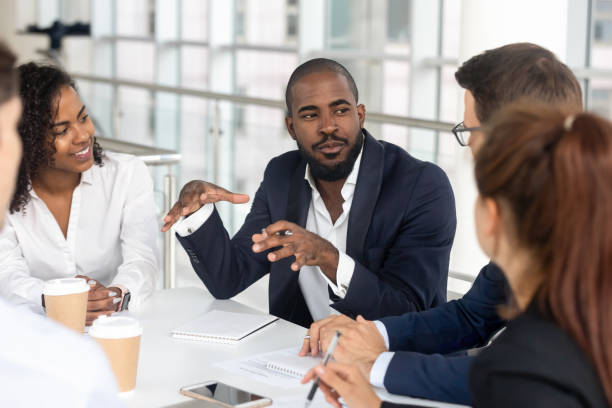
[[301, 43, 584, 405], [162, 58, 456, 328]]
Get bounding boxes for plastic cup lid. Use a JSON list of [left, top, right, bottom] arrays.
[[42, 278, 90, 296], [89, 315, 143, 339]]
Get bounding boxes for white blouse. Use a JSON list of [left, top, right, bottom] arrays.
[[0, 152, 159, 311]]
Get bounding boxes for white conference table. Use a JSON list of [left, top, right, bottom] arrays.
[[122, 287, 469, 408]]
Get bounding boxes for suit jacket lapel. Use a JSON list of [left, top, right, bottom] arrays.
[[347, 129, 384, 264], [271, 158, 313, 327], [286, 159, 311, 227]]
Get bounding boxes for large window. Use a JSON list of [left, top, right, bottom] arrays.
[[589, 0, 612, 118], [15, 0, 608, 294]]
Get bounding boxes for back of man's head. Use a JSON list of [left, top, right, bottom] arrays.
[[285, 58, 358, 116], [0, 41, 18, 104], [455, 43, 582, 123]]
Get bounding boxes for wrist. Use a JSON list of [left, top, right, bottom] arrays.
[[321, 246, 340, 281]]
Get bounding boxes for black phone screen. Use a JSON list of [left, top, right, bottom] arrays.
[[186, 382, 265, 404]]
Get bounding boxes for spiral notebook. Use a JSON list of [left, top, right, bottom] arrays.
[[171, 310, 278, 344], [265, 347, 323, 378]]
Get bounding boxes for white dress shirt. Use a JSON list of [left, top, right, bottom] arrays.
[[175, 148, 363, 322], [0, 298, 123, 407], [0, 152, 159, 312], [370, 320, 394, 387]]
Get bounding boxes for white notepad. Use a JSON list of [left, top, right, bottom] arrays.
[[265, 347, 323, 378], [171, 310, 278, 343]]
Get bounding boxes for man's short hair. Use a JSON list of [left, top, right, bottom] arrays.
[[455, 43, 583, 123], [0, 42, 18, 105], [285, 58, 359, 116]]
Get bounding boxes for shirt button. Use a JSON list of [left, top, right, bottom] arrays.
[[187, 228, 193, 234]]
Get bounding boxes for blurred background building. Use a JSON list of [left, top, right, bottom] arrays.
[[0, 0, 610, 310]]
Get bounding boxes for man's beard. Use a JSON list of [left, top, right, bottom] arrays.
[[297, 130, 364, 182]]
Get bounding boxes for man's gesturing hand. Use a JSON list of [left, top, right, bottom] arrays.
[[251, 220, 340, 282], [161, 180, 249, 232]]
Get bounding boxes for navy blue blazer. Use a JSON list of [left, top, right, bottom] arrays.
[[471, 300, 608, 408], [379, 262, 509, 405], [177, 130, 456, 327]]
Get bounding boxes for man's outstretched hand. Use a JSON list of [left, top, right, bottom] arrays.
[[161, 180, 249, 232]]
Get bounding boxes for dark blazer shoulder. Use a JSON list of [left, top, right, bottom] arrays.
[[259, 150, 305, 201], [377, 139, 451, 193], [263, 150, 302, 178], [471, 303, 608, 407], [378, 138, 435, 171]]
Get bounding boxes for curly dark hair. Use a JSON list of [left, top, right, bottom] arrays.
[[10, 63, 104, 213]]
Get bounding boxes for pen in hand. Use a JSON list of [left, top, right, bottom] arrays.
[[304, 330, 341, 408]]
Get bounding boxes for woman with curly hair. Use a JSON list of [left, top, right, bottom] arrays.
[[0, 62, 159, 324]]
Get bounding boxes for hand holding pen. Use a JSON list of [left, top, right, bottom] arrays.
[[302, 331, 341, 408], [300, 331, 382, 408]]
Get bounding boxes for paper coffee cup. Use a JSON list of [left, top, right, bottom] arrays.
[[43, 278, 90, 333], [90, 316, 143, 392]]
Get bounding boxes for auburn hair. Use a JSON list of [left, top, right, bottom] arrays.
[[475, 103, 612, 404]]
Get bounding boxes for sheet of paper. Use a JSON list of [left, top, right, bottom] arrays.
[[265, 346, 322, 378], [213, 347, 316, 388]]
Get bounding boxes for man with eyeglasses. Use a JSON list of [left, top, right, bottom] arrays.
[[300, 43, 584, 405]]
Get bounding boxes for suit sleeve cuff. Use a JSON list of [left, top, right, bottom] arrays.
[[323, 251, 354, 298], [374, 320, 390, 349], [370, 351, 394, 388], [174, 203, 215, 237]]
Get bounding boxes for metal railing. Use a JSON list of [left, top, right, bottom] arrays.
[[77, 74, 464, 289], [71, 73, 456, 131], [96, 136, 180, 289]]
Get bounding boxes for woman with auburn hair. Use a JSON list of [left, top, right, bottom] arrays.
[[301, 104, 610, 408], [467, 104, 611, 407], [0, 62, 159, 323]]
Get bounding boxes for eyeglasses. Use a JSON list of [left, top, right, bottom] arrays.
[[452, 122, 481, 147]]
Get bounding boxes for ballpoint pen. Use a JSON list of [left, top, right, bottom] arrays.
[[304, 330, 341, 408]]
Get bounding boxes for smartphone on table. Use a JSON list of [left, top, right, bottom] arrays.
[[180, 381, 272, 408]]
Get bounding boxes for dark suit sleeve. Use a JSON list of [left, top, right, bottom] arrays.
[[176, 179, 272, 299], [471, 367, 585, 408], [380, 263, 508, 354], [381, 402, 437, 408], [332, 164, 456, 318], [384, 353, 473, 405], [381, 403, 406, 408]]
